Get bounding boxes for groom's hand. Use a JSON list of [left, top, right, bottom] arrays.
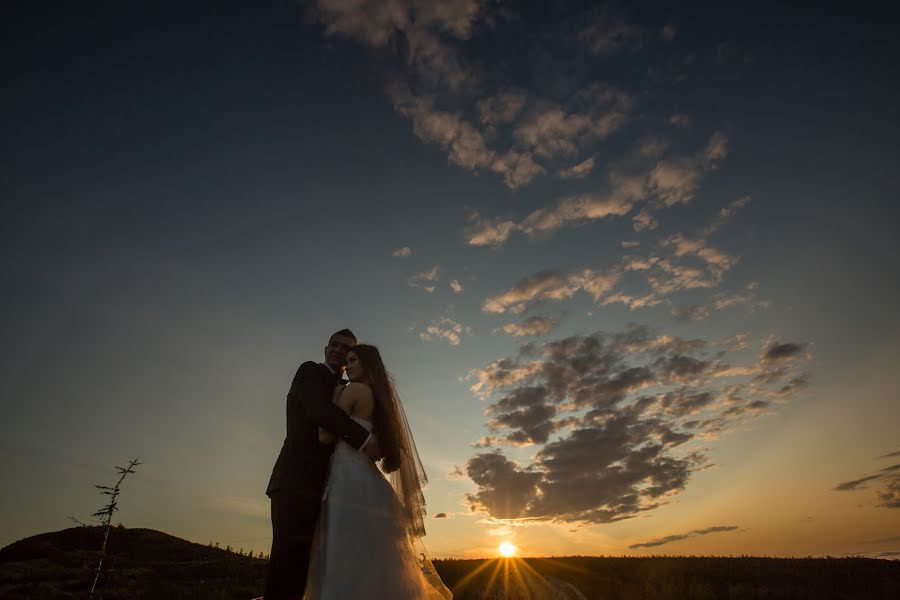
[[363, 435, 383, 462]]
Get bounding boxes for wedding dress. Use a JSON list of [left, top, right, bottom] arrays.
[[303, 416, 452, 599]]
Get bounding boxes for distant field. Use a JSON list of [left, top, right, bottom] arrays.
[[2, 527, 898, 599], [433, 556, 900, 599]]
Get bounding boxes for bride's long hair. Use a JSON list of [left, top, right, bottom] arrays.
[[350, 343, 430, 537], [351, 344, 405, 473]]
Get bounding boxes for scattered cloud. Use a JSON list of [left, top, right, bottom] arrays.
[[450, 279, 464, 294], [392, 246, 413, 257], [559, 157, 596, 179], [499, 316, 560, 337], [434, 512, 450, 519], [578, 10, 646, 57], [409, 265, 440, 289], [420, 316, 472, 346], [833, 452, 900, 509], [670, 304, 710, 322], [482, 267, 622, 315], [641, 132, 728, 223], [479, 197, 752, 315], [629, 525, 739, 549], [465, 134, 731, 247]]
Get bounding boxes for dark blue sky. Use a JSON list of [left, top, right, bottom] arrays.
[[2, 0, 898, 557]]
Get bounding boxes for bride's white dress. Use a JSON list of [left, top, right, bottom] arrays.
[[303, 416, 452, 600]]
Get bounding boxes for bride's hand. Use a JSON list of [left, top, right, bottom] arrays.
[[363, 435, 383, 461]]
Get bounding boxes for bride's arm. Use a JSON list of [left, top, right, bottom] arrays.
[[318, 383, 369, 443]]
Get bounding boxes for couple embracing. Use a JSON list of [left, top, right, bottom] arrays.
[[264, 329, 452, 600]]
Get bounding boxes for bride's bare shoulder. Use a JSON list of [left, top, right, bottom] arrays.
[[340, 382, 374, 413]]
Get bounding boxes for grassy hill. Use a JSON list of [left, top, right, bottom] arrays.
[[0, 526, 265, 598], [2, 526, 898, 599]]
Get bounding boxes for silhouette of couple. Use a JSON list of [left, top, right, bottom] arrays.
[[263, 329, 451, 599]]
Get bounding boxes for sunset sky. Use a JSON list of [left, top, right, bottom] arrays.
[[2, 1, 899, 560]]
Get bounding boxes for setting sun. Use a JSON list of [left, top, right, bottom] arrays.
[[498, 542, 517, 557]]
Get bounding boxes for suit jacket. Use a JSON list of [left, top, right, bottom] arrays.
[[266, 361, 371, 496]]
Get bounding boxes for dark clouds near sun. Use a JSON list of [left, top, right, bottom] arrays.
[[464, 327, 810, 523]]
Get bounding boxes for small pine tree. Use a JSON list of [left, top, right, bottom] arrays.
[[88, 458, 141, 600]]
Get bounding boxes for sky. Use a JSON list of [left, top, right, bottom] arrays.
[[2, 0, 899, 559]]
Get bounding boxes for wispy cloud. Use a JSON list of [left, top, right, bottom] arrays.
[[499, 316, 560, 337], [392, 246, 412, 257], [629, 525, 739, 549], [578, 8, 646, 57], [409, 265, 440, 291], [480, 197, 751, 315], [464, 135, 730, 247], [670, 304, 710, 322], [419, 316, 472, 346], [559, 157, 596, 180], [450, 279, 464, 294], [834, 453, 900, 509]]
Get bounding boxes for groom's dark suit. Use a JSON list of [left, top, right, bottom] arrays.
[[264, 361, 371, 600]]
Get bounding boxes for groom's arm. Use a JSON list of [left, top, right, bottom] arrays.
[[290, 362, 370, 450]]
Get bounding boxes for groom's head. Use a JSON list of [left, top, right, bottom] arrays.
[[324, 328, 357, 371]]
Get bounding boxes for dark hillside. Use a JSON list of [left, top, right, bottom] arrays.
[[2, 527, 898, 599]]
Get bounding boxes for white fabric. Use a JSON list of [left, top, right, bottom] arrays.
[[304, 417, 452, 600]]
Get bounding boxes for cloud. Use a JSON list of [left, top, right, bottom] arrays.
[[465, 171, 643, 245], [670, 304, 710, 322], [559, 157, 596, 179], [482, 268, 621, 314], [477, 91, 528, 127], [512, 87, 632, 159], [392, 246, 412, 257], [409, 265, 440, 289], [464, 212, 518, 247], [465, 451, 543, 519], [645, 132, 728, 209], [434, 512, 450, 519], [450, 279, 463, 293], [578, 10, 646, 57], [712, 281, 770, 312], [762, 340, 810, 362], [629, 525, 738, 549], [465, 136, 733, 248], [312, 0, 484, 63], [834, 455, 900, 509], [392, 88, 496, 171], [463, 327, 811, 522], [480, 197, 750, 315], [500, 316, 560, 337], [669, 113, 690, 128], [419, 316, 472, 346]]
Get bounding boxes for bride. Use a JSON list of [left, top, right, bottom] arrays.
[[304, 344, 452, 599]]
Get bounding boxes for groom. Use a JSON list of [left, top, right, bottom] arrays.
[[264, 328, 380, 599]]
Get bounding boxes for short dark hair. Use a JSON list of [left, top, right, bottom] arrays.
[[329, 328, 357, 344]]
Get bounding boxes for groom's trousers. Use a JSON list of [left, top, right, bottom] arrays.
[[264, 488, 323, 600]]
